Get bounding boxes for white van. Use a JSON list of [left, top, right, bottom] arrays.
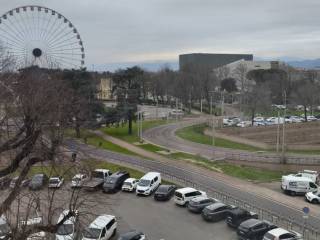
[[281, 175, 318, 196], [136, 172, 161, 196], [290, 170, 319, 183], [174, 187, 207, 206]]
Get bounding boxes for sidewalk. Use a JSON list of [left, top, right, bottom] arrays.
[[93, 130, 320, 217]]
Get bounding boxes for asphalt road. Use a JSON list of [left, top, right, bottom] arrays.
[[65, 139, 320, 238]]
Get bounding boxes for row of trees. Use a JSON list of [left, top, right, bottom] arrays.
[[108, 63, 320, 126]]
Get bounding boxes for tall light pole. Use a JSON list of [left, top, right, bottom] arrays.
[[209, 91, 215, 159], [281, 91, 287, 162], [276, 110, 280, 153]]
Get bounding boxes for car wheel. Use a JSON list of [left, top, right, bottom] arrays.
[[311, 199, 319, 204], [185, 201, 189, 207], [290, 191, 296, 196]]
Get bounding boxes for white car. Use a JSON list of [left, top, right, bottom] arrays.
[[305, 190, 320, 204], [56, 209, 79, 240], [71, 174, 88, 188], [48, 176, 64, 188], [254, 117, 264, 122], [263, 227, 302, 240], [82, 215, 117, 240], [307, 115, 317, 121], [174, 187, 207, 206], [290, 116, 303, 123], [121, 178, 138, 192], [236, 121, 251, 128]]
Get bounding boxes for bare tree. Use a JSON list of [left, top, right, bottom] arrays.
[[0, 52, 90, 239], [244, 83, 271, 125], [233, 62, 248, 117]]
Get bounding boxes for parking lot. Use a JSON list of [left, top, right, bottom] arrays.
[[3, 185, 237, 239]]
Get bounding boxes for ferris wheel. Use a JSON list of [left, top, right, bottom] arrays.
[[0, 5, 85, 70]]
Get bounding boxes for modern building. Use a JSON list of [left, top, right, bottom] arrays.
[[179, 53, 253, 71]]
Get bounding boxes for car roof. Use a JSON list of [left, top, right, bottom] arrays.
[[158, 185, 174, 190], [0, 215, 6, 224], [120, 230, 143, 238], [206, 202, 225, 210], [191, 196, 209, 202], [94, 169, 110, 173], [140, 172, 160, 180], [240, 218, 262, 228], [176, 187, 197, 194], [90, 215, 115, 229], [267, 228, 291, 237], [57, 210, 76, 224], [74, 174, 86, 178], [49, 176, 61, 179], [124, 178, 137, 183]]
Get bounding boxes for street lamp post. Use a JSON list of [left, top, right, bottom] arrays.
[[209, 91, 215, 159], [281, 91, 287, 163]]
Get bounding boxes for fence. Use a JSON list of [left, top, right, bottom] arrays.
[[96, 150, 320, 240]]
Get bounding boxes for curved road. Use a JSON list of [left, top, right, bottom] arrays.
[[65, 138, 320, 238], [143, 117, 320, 165]]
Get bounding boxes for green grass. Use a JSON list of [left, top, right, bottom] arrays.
[[176, 124, 262, 152], [102, 120, 170, 143], [168, 152, 284, 182], [66, 129, 139, 156], [138, 143, 166, 152]]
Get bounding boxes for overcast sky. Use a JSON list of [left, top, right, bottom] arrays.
[[1, 0, 320, 68]]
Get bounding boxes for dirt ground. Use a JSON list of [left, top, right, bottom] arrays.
[[217, 121, 320, 148]]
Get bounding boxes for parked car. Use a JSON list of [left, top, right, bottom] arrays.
[[20, 216, 45, 240], [307, 115, 317, 121], [236, 121, 251, 128], [48, 176, 64, 188], [201, 202, 237, 221], [305, 190, 320, 204], [154, 185, 176, 201], [174, 187, 207, 206], [121, 178, 139, 192], [237, 219, 277, 240], [226, 208, 258, 228], [0, 215, 10, 239], [10, 177, 30, 188], [82, 215, 117, 240], [187, 196, 219, 213], [82, 169, 112, 191], [29, 174, 49, 190], [118, 230, 147, 240], [103, 171, 130, 193], [0, 177, 11, 190], [289, 116, 303, 123], [136, 172, 161, 196], [263, 227, 302, 240], [71, 174, 88, 188], [56, 209, 79, 240], [281, 175, 318, 196]]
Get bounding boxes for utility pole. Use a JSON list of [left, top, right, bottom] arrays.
[[156, 98, 159, 119], [175, 98, 178, 122], [221, 90, 225, 128], [276, 110, 280, 153], [140, 111, 143, 142], [210, 91, 215, 159], [281, 91, 287, 162]]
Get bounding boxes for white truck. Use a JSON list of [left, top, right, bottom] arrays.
[[82, 169, 112, 191], [281, 175, 318, 196], [291, 170, 319, 183]]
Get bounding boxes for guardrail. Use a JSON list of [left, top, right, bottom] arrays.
[[101, 153, 320, 240], [70, 140, 320, 240]]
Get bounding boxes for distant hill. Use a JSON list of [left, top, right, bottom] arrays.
[[90, 60, 179, 72], [286, 59, 320, 69]]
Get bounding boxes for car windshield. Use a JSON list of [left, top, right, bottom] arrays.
[[83, 227, 101, 238], [157, 186, 168, 193], [138, 179, 150, 187], [32, 175, 42, 183], [123, 182, 132, 187], [106, 177, 116, 184], [0, 223, 10, 236], [92, 171, 104, 179], [57, 224, 73, 235], [49, 178, 59, 184]]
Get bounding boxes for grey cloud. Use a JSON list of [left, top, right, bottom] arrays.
[[1, 0, 320, 67]]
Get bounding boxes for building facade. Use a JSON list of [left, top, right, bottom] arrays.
[[179, 53, 253, 71]]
